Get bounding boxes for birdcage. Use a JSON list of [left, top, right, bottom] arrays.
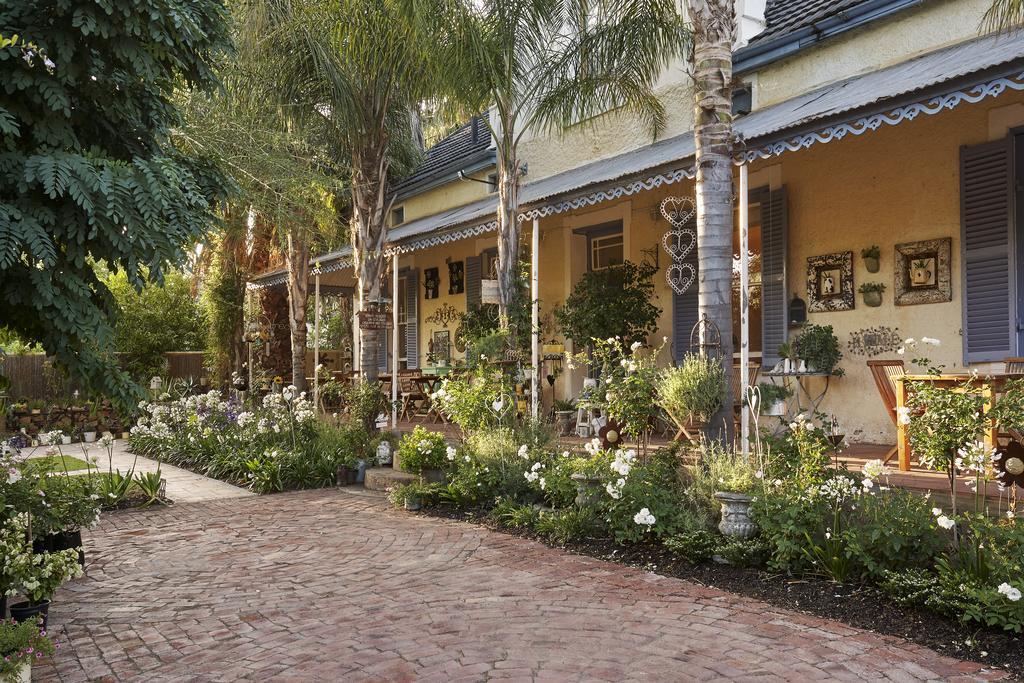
[[689, 313, 723, 362]]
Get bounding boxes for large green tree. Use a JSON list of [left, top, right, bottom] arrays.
[[408, 0, 688, 331], [0, 1, 233, 406]]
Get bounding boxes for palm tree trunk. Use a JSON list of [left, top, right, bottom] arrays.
[[285, 224, 310, 392], [496, 133, 520, 330], [352, 144, 391, 383], [688, 0, 735, 444]]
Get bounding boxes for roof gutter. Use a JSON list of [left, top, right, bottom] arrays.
[[734, 0, 924, 75]]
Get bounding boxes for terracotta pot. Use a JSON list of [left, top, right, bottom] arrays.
[[714, 492, 757, 539]]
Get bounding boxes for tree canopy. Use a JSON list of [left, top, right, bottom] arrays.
[[0, 0, 233, 406]]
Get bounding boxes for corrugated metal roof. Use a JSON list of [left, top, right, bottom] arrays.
[[252, 31, 1024, 284]]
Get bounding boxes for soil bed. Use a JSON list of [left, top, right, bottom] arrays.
[[420, 505, 1023, 680]]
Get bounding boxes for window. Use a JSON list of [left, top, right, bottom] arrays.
[[590, 232, 624, 270], [482, 249, 498, 279], [391, 206, 405, 226]]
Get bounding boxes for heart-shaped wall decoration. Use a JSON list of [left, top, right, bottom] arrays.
[[660, 196, 698, 295], [667, 262, 696, 296], [660, 197, 695, 227]]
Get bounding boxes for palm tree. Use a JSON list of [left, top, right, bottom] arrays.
[[984, 0, 1024, 30], [223, 0, 431, 384], [686, 0, 736, 442], [408, 0, 688, 331]]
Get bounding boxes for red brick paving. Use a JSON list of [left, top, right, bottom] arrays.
[[36, 489, 1008, 682]]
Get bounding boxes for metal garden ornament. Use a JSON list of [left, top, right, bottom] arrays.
[[660, 197, 697, 295]]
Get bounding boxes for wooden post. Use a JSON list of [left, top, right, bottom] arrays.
[[739, 164, 750, 457], [313, 270, 321, 410], [896, 377, 910, 471], [391, 253, 399, 429], [531, 218, 540, 420]]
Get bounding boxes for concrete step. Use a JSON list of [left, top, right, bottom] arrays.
[[363, 467, 418, 492]]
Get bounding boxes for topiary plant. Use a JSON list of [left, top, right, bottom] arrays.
[[656, 354, 725, 423]]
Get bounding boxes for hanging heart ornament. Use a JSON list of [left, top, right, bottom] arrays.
[[660, 197, 698, 295]]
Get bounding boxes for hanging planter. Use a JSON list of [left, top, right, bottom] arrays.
[[861, 245, 880, 273], [858, 282, 886, 308]]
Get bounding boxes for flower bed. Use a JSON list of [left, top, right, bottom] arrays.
[[128, 387, 375, 493], [386, 349, 1024, 676]]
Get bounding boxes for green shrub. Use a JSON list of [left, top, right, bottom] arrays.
[[387, 481, 447, 508], [535, 507, 602, 544], [604, 449, 699, 543], [398, 426, 448, 474], [489, 498, 542, 529], [664, 529, 718, 563], [554, 259, 661, 345], [657, 354, 725, 423]]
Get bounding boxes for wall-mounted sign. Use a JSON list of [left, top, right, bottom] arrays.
[[358, 304, 393, 330], [481, 279, 500, 304]]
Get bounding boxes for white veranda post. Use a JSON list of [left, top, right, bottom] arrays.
[[531, 218, 540, 420], [391, 253, 399, 428], [739, 164, 750, 456], [313, 270, 321, 411]]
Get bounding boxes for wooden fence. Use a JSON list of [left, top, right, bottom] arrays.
[[1, 352, 207, 401]]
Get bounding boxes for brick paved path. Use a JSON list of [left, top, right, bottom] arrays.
[[38, 490, 1006, 682]]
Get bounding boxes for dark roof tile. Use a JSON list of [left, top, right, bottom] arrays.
[[393, 116, 493, 196]]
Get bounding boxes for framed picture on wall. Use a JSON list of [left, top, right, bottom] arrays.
[[894, 238, 951, 305], [448, 261, 464, 295], [806, 251, 854, 312], [431, 330, 451, 363], [424, 267, 440, 299]]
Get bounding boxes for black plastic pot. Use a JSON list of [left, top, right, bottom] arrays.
[[10, 600, 50, 629], [33, 529, 85, 567]]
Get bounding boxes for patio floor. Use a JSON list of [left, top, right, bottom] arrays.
[[37, 488, 1008, 682]]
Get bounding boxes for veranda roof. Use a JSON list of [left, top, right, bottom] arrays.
[[251, 31, 1024, 288]]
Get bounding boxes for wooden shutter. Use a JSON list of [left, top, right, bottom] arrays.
[[406, 268, 419, 369], [671, 214, 699, 365], [760, 186, 788, 368], [961, 138, 1014, 363], [466, 255, 481, 309]]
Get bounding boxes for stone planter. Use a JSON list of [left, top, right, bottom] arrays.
[[863, 256, 879, 273], [420, 468, 445, 484], [83, 431, 97, 443], [554, 410, 575, 437], [12, 661, 29, 683], [764, 399, 787, 417], [862, 290, 882, 307], [570, 472, 603, 508], [714, 491, 757, 539]]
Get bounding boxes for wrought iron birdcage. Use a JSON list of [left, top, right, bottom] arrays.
[[689, 314, 723, 362]]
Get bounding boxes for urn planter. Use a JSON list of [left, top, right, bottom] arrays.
[[554, 410, 575, 437], [570, 473, 604, 508], [714, 491, 757, 539]]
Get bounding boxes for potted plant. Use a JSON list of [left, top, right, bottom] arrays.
[[706, 450, 760, 540], [397, 426, 448, 483], [777, 341, 794, 373], [4, 514, 84, 628], [793, 324, 843, 376], [858, 281, 886, 307], [861, 245, 880, 273], [552, 398, 576, 436], [0, 618, 54, 683], [755, 382, 792, 417], [656, 354, 725, 438]]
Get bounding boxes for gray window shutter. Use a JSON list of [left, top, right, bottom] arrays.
[[961, 138, 1013, 363], [377, 275, 389, 373], [466, 255, 481, 309], [406, 268, 419, 369], [761, 186, 788, 368], [671, 215, 699, 365]]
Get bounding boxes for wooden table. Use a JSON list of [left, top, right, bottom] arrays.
[[414, 375, 447, 423], [894, 373, 1022, 472]]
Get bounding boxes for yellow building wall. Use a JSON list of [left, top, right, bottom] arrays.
[[398, 168, 495, 224]]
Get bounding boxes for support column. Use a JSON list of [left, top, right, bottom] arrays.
[[531, 218, 540, 420], [313, 270, 321, 410], [739, 164, 750, 457], [391, 253, 399, 428]]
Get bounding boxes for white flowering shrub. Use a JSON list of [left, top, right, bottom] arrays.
[[128, 387, 352, 492], [397, 426, 448, 474]]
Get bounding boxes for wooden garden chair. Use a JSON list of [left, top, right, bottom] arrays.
[[398, 370, 426, 422], [1004, 358, 1024, 374], [866, 359, 905, 464]]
